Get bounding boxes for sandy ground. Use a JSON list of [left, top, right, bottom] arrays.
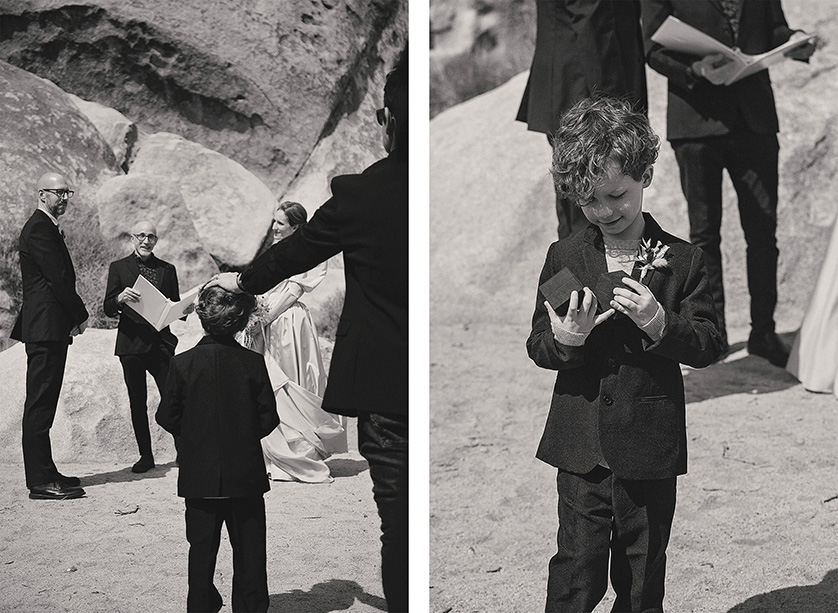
[[0, 417, 392, 613], [430, 323, 838, 613]]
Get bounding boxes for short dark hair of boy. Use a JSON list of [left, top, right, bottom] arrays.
[[195, 285, 256, 336], [551, 96, 659, 206], [278, 201, 307, 227]]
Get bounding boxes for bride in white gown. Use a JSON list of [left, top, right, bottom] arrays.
[[242, 201, 347, 482], [787, 212, 838, 399]]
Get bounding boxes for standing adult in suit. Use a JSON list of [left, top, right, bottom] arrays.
[[210, 48, 409, 612], [517, 0, 647, 238], [11, 171, 88, 500], [103, 220, 183, 473], [641, 0, 820, 365]]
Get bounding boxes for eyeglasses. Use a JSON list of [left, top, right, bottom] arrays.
[[375, 107, 386, 126], [132, 233, 158, 243], [43, 189, 74, 199]]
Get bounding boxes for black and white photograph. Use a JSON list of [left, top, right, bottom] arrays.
[[0, 1, 408, 611], [431, 1, 838, 611]]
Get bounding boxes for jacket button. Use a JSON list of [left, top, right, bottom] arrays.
[[607, 358, 617, 370], [602, 396, 614, 406]]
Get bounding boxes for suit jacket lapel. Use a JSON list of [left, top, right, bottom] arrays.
[[579, 225, 607, 289]]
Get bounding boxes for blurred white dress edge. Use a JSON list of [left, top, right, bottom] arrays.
[[248, 261, 348, 483], [786, 215, 838, 399]]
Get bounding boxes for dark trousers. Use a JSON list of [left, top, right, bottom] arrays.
[[547, 134, 589, 240], [185, 496, 268, 613], [22, 341, 69, 488], [671, 131, 780, 341], [119, 347, 172, 459], [546, 466, 677, 613], [358, 412, 408, 613]]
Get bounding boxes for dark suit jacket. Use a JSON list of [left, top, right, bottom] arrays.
[[10, 209, 88, 343], [641, 0, 795, 140], [238, 153, 408, 418], [156, 335, 279, 499], [103, 253, 180, 355], [527, 214, 723, 480], [517, 0, 648, 135]]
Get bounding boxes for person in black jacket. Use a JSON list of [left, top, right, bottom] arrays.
[[641, 0, 820, 365], [11, 171, 89, 501], [103, 220, 184, 473], [528, 97, 723, 612], [156, 285, 278, 613], [210, 47, 409, 612], [517, 0, 648, 239]]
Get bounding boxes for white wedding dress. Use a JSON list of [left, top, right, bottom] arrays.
[[786, 214, 838, 398], [246, 261, 347, 482]]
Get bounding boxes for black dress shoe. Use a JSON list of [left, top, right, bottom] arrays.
[[29, 481, 85, 500], [131, 457, 155, 473], [57, 473, 81, 487], [748, 330, 790, 367]]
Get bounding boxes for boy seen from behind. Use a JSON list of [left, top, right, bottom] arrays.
[[527, 96, 724, 613], [157, 285, 279, 613]]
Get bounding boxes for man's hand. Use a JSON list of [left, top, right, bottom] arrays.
[[544, 288, 614, 339], [70, 319, 89, 337], [691, 53, 736, 85], [205, 272, 243, 293], [784, 31, 823, 62], [117, 287, 141, 304], [611, 278, 660, 327]]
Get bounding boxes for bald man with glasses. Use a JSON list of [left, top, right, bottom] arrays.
[[11, 171, 89, 500], [103, 220, 185, 473]]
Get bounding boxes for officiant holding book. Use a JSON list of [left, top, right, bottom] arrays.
[[641, 0, 820, 367], [104, 220, 187, 473]]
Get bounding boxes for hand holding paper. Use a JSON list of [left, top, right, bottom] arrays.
[[125, 274, 201, 331]]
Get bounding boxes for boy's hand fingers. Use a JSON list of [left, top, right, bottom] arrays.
[[543, 300, 559, 321], [594, 308, 615, 326], [620, 277, 647, 294], [581, 287, 595, 314]]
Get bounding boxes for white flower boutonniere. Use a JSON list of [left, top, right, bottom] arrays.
[[635, 238, 670, 283]]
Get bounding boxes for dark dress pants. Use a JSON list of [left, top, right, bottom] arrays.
[[185, 496, 269, 613], [671, 130, 780, 341], [546, 466, 677, 613], [358, 412, 408, 612], [119, 346, 172, 458], [22, 341, 69, 488]]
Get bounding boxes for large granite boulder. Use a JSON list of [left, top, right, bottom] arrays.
[[127, 131, 276, 267], [93, 173, 220, 290], [69, 93, 138, 171], [0, 59, 120, 240], [0, 0, 407, 196]]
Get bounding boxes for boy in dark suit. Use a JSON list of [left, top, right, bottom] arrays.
[[103, 220, 183, 473], [156, 285, 279, 613], [527, 97, 724, 612]]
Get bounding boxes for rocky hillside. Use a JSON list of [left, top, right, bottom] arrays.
[[0, 1, 405, 343]]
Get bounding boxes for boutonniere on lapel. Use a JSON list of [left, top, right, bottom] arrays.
[[634, 238, 670, 283]]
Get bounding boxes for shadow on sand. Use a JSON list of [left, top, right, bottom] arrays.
[[269, 579, 386, 612], [726, 569, 838, 612], [80, 461, 176, 486], [327, 458, 368, 478], [684, 332, 800, 404]]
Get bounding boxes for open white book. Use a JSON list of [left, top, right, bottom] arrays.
[[651, 16, 816, 85], [125, 274, 201, 331]]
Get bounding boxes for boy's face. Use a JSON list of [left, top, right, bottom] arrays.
[[580, 162, 653, 240]]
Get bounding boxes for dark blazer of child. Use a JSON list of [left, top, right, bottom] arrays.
[[156, 334, 279, 498], [527, 213, 723, 480]]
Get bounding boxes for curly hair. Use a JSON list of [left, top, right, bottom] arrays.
[[195, 285, 256, 337], [550, 96, 659, 206]]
